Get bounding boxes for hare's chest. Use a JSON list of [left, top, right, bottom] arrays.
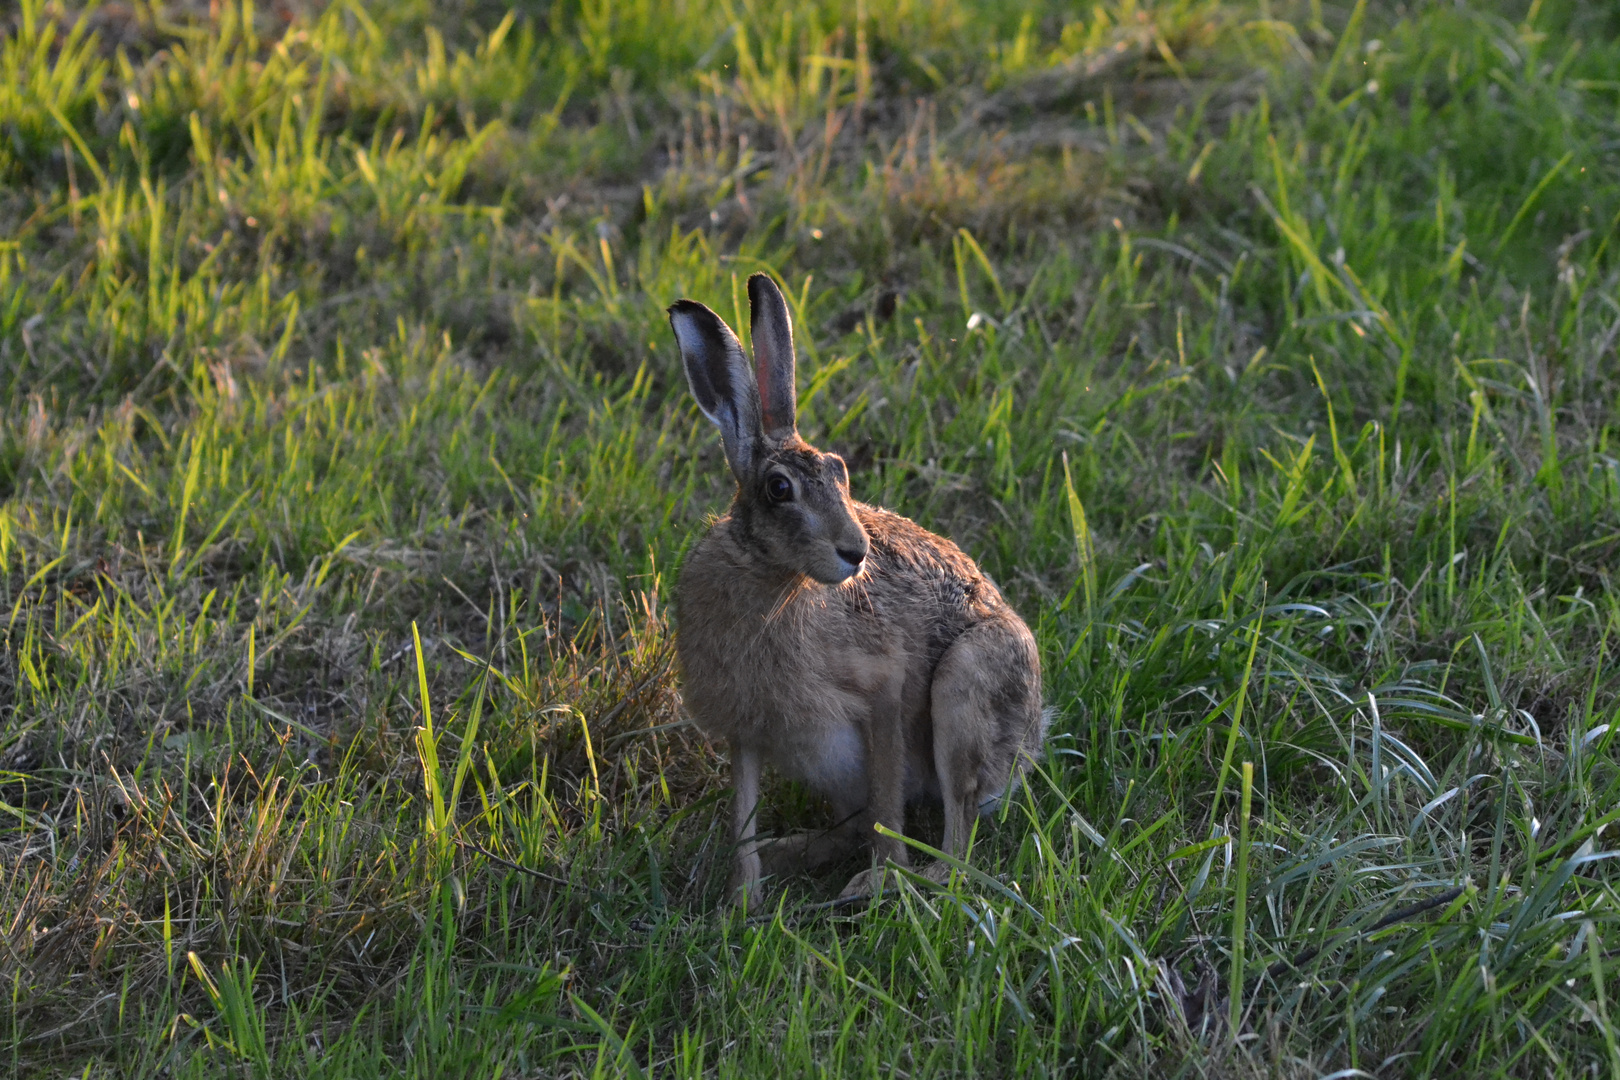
[[675, 565, 904, 791], [743, 636, 899, 790]]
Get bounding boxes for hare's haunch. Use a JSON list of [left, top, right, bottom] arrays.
[[668, 273, 1047, 906]]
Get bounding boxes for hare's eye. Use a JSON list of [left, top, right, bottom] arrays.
[[766, 475, 793, 502]]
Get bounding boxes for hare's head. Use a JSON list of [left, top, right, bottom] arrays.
[[669, 273, 869, 586]]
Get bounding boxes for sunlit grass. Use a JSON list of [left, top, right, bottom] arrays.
[[1, 0, 1618, 1075]]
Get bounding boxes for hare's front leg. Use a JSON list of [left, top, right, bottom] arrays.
[[839, 690, 909, 898], [728, 741, 764, 909]]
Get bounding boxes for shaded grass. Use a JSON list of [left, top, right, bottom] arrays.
[[1, 0, 1619, 1075]]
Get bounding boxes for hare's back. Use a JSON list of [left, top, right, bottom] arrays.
[[855, 503, 1010, 626]]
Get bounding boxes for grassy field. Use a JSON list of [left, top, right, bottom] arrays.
[[1, 0, 1618, 1075]]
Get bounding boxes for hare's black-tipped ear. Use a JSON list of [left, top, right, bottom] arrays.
[[747, 273, 797, 441], [668, 299, 761, 478]]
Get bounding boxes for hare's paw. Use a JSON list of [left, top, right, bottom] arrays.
[[758, 829, 863, 875], [921, 860, 962, 887], [754, 834, 810, 876], [727, 859, 767, 913], [839, 865, 888, 900], [727, 876, 767, 913]]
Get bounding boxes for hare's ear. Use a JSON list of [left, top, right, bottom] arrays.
[[668, 299, 761, 478], [747, 273, 797, 441]]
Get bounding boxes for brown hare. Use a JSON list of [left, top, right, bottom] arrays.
[[668, 273, 1047, 906]]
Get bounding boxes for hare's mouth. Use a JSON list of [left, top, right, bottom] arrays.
[[804, 558, 862, 586], [830, 564, 867, 588], [831, 550, 867, 582]]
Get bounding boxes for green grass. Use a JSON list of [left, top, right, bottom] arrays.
[[2, 0, 1618, 1074]]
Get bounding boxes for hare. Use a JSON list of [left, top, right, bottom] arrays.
[[668, 273, 1046, 906]]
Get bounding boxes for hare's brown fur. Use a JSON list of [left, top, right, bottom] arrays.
[[669, 274, 1045, 904]]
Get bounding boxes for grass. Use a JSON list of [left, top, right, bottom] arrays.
[[0, 0, 1617, 1074]]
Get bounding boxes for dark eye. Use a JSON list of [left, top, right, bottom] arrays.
[[766, 475, 793, 502]]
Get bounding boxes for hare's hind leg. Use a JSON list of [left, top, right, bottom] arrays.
[[756, 804, 867, 876], [929, 618, 1043, 864]]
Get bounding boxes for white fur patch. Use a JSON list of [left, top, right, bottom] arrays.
[[779, 721, 866, 795]]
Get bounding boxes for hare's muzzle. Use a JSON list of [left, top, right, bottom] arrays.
[[836, 544, 867, 577]]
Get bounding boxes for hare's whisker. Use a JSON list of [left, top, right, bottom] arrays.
[[765, 573, 811, 624]]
